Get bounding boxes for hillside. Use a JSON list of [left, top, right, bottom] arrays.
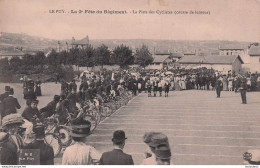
[[0, 32, 251, 55]]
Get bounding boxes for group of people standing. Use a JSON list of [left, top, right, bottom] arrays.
[[21, 76, 42, 100]]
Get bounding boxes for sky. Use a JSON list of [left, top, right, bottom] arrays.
[[0, 0, 259, 42]]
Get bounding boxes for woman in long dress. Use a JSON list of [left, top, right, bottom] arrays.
[[174, 74, 182, 91], [222, 75, 228, 91], [35, 78, 42, 96]]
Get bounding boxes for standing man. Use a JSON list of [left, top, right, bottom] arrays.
[[0, 86, 10, 124], [23, 124, 54, 165], [215, 77, 223, 98], [99, 130, 134, 165], [2, 88, 21, 118], [62, 118, 101, 165], [240, 75, 248, 104]]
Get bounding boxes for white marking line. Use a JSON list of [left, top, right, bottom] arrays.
[[117, 153, 241, 158], [112, 114, 260, 119], [122, 106, 260, 110], [99, 122, 260, 128], [95, 128, 260, 134], [98, 94, 140, 125], [87, 142, 258, 149], [107, 118, 260, 124], [172, 154, 241, 158], [178, 144, 258, 148], [89, 134, 260, 140]]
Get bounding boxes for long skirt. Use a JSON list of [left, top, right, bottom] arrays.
[[174, 82, 182, 91]]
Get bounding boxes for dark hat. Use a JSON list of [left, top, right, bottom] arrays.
[[31, 99, 39, 104], [70, 118, 91, 137], [112, 130, 127, 143], [148, 133, 169, 147], [155, 144, 172, 159], [0, 132, 10, 145], [33, 124, 45, 138], [5, 86, 10, 92], [8, 88, 14, 95], [143, 132, 160, 144], [54, 95, 60, 102]]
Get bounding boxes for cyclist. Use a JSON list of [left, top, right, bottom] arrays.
[[40, 95, 60, 119]]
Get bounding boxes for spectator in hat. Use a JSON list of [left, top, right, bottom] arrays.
[[239, 75, 248, 104], [0, 86, 10, 124], [140, 132, 169, 165], [2, 88, 21, 118], [99, 130, 134, 165], [22, 99, 41, 123], [23, 124, 54, 165], [62, 118, 101, 165], [216, 77, 223, 98], [0, 132, 18, 165], [155, 144, 172, 165], [35, 77, 42, 96], [25, 85, 37, 101], [1, 113, 24, 155], [40, 95, 60, 119]]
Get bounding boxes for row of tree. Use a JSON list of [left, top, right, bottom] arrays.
[[0, 44, 154, 75]]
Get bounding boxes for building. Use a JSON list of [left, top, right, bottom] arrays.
[[0, 50, 25, 60], [147, 55, 171, 69], [170, 52, 183, 62], [71, 36, 89, 49], [248, 45, 260, 73], [219, 45, 249, 63], [178, 55, 244, 74]]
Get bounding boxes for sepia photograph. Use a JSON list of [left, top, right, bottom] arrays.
[[0, 0, 260, 166]]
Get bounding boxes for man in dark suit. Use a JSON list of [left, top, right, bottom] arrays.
[[40, 95, 60, 119], [23, 124, 54, 165], [2, 88, 21, 118], [0, 86, 10, 124], [99, 130, 134, 165], [240, 76, 248, 104], [215, 77, 223, 98]]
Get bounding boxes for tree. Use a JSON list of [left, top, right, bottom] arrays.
[[94, 44, 111, 67], [0, 58, 10, 74], [34, 51, 46, 65], [135, 45, 153, 68], [9, 57, 23, 72], [111, 44, 133, 68], [59, 50, 69, 64], [22, 54, 34, 66], [77, 44, 95, 67], [46, 49, 59, 65]]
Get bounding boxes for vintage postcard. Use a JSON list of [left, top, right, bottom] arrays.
[[0, 0, 260, 166]]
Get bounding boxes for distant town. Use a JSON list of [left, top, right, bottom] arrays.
[[0, 32, 259, 74]]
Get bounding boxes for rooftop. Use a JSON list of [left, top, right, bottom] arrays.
[[153, 55, 170, 63], [178, 55, 244, 64], [71, 36, 89, 45], [248, 45, 260, 56]]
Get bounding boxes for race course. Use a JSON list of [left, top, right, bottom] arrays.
[[1, 83, 260, 165]]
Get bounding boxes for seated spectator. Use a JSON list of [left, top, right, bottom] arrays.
[[99, 130, 134, 165]]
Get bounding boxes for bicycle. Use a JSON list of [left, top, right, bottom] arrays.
[[243, 150, 260, 165]]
